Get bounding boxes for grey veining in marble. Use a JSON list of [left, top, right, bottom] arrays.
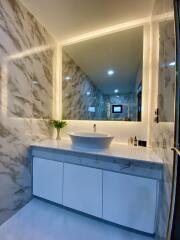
[[62, 51, 108, 120], [31, 139, 163, 180], [0, 0, 55, 225], [158, 20, 175, 123], [150, 0, 175, 238]]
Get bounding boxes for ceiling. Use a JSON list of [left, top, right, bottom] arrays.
[[20, 0, 154, 42], [64, 26, 143, 95]]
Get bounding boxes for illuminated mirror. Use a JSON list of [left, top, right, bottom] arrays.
[[62, 26, 143, 121]]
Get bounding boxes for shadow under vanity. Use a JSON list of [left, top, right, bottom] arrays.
[[30, 140, 162, 236]]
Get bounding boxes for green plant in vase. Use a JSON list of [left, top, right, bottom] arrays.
[[50, 120, 67, 140]]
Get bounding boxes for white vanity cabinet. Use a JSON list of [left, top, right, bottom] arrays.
[[32, 155, 159, 234], [33, 157, 63, 204], [63, 163, 103, 218], [103, 171, 158, 234]]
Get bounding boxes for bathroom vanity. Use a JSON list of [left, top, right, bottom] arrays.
[[31, 139, 162, 235]]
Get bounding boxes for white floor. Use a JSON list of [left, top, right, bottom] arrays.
[[0, 198, 155, 240]]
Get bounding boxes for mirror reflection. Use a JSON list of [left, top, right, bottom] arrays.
[[62, 26, 143, 121]]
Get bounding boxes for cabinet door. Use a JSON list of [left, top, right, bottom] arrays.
[[33, 157, 63, 204], [103, 171, 158, 234], [63, 163, 102, 217]]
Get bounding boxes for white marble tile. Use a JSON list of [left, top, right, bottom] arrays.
[[0, 198, 155, 240], [0, 0, 55, 224], [31, 138, 163, 165], [150, 0, 175, 238]]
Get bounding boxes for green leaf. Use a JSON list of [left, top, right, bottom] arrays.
[[50, 120, 67, 129]]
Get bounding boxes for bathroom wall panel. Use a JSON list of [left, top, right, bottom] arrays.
[[150, 0, 175, 238], [0, 0, 33, 55], [0, 117, 32, 224], [7, 57, 33, 118], [7, 51, 53, 119], [0, 0, 55, 224], [158, 20, 175, 122], [32, 50, 53, 119]]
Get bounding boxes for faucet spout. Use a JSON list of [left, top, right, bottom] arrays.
[[93, 124, 96, 133]]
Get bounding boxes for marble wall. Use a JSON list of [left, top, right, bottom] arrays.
[[158, 20, 175, 122], [62, 51, 108, 120], [0, 0, 55, 224], [150, 0, 175, 239]]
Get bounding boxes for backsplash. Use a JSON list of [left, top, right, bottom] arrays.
[[0, 0, 55, 224], [150, 0, 175, 238]]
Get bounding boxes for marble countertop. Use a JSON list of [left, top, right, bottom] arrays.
[[31, 138, 163, 165]]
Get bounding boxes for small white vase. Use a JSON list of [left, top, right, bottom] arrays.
[[56, 128, 61, 140]]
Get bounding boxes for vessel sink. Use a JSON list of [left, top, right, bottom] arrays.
[[69, 132, 114, 149]]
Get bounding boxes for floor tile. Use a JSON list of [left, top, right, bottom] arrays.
[[0, 198, 155, 240]]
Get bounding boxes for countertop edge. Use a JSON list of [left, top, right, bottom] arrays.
[[30, 143, 163, 167]]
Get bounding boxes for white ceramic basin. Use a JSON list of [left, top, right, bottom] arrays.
[[69, 131, 114, 149]]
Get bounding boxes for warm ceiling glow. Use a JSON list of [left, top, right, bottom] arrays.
[[7, 44, 53, 60], [62, 17, 151, 46]]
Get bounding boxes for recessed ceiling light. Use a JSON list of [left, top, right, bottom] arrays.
[[86, 91, 91, 95], [169, 61, 176, 66], [114, 89, 119, 93], [107, 70, 114, 76], [32, 80, 39, 85], [65, 76, 71, 80]]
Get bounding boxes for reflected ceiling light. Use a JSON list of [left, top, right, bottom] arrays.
[[86, 91, 91, 95], [32, 80, 39, 85], [107, 70, 114, 76], [114, 89, 119, 93], [169, 61, 176, 66], [116, 95, 120, 98], [65, 76, 71, 80]]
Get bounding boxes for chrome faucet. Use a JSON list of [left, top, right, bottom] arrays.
[[93, 124, 96, 133]]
